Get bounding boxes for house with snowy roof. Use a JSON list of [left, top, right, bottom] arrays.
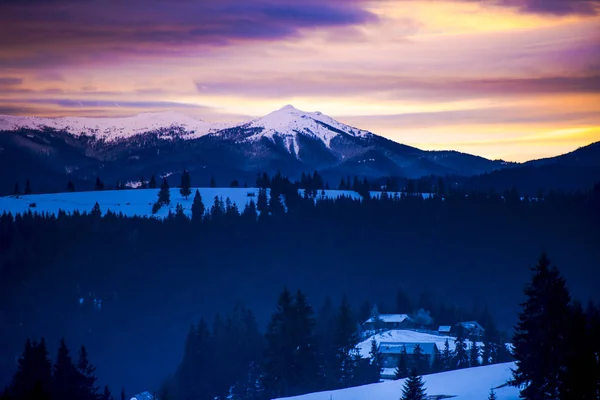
[[438, 325, 452, 334], [362, 314, 411, 331]]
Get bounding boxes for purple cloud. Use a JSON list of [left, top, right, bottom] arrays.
[[194, 74, 600, 100], [0, 0, 377, 67], [0, 77, 23, 85], [494, 0, 599, 15]]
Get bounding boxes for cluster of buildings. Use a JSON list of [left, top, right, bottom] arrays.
[[359, 314, 486, 379]]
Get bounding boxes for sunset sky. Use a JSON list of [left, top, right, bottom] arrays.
[[1, 0, 599, 161]]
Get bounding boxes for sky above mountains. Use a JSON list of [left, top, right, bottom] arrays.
[[1, 0, 599, 161]]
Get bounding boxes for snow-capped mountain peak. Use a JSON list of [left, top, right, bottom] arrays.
[[244, 104, 371, 156], [0, 111, 235, 141]]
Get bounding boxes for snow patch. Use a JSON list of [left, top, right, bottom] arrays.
[[0, 111, 235, 142], [276, 363, 519, 400]]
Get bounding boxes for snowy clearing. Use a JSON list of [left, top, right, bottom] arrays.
[[0, 188, 363, 219], [276, 362, 518, 400]]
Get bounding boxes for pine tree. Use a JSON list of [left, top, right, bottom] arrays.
[[242, 199, 258, 222], [52, 338, 79, 400], [67, 180, 75, 192], [395, 345, 409, 380], [263, 288, 296, 398], [149, 175, 157, 189], [256, 188, 268, 216], [158, 178, 171, 205], [120, 388, 126, 400], [179, 170, 192, 199], [210, 176, 217, 188], [13, 182, 20, 195], [76, 345, 99, 400], [512, 253, 572, 400], [469, 341, 480, 367], [292, 290, 319, 394], [454, 335, 468, 369], [91, 202, 102, 218], [95, 177, 104, 191], [488, 388, 497, 400], [431, 348, 443, 373], [559, 301, 598, 399], [441, 339, 452, 371], [9, 338, 52, 400], [412, 344, 428, 375], [368, 338, 382, 384], [191, 189, 205, 222], [333, 296, 359, 388], [24, 179, 32, 195], [100, 386, 113, 400], [400, 369, 427, 400]]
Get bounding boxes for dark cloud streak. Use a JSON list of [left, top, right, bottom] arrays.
[[0, 0, 377, 67]]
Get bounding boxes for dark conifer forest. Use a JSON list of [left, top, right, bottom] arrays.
[[0, 174, 599, 397]]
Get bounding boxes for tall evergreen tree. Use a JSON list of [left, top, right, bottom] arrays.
[[24, 179, 32, 195], [179, 170, 192, 199], [400, 369, 427, 400], [431, 348, 443, 373], [191, 189, 205, 222], [13, 182, 20, 195], [454, 335, 469, 369], [209, 176, 217, 188], [67, 180, 75, 192], [368, 338, 382, 384], [441, 338, 452, 372], [512, 253, 572, 400], [488, 388, 497, 400], [412, 344, 428, 375], [149, 175, 157, 189], [560, 301, 598, 400], [52, 338, 79, 400], [292, 290, 319, 394], [263, 288, 295, 398], [333, 296, 359, 388], [76, 345, 99, 400], [9, 339, 52, 400], [256, 188, 268, 216], [100, 386, 113, 400], [242, 199, 258, 222], [158, 178, 171, 205], [395, 345, 409, 380], [94, 177, 104, 191]]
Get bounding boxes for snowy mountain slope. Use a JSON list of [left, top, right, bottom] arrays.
[[276, 362, 519, 400], [0, 105, 517, 195], [0, 111, 234, 141], [244, 105, 371, 155]]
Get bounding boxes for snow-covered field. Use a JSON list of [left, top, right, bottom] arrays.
[[0, 188, 437, 219], [0, 188, 364, 219], [276, 362, 519, 400]]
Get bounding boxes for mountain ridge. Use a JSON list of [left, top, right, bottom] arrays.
[[1, 105, 599, 195]]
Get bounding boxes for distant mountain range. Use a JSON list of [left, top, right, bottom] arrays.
[[0, 105, 599, 195]]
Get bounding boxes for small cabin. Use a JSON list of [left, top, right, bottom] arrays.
[[363, 314, 411, 331]]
